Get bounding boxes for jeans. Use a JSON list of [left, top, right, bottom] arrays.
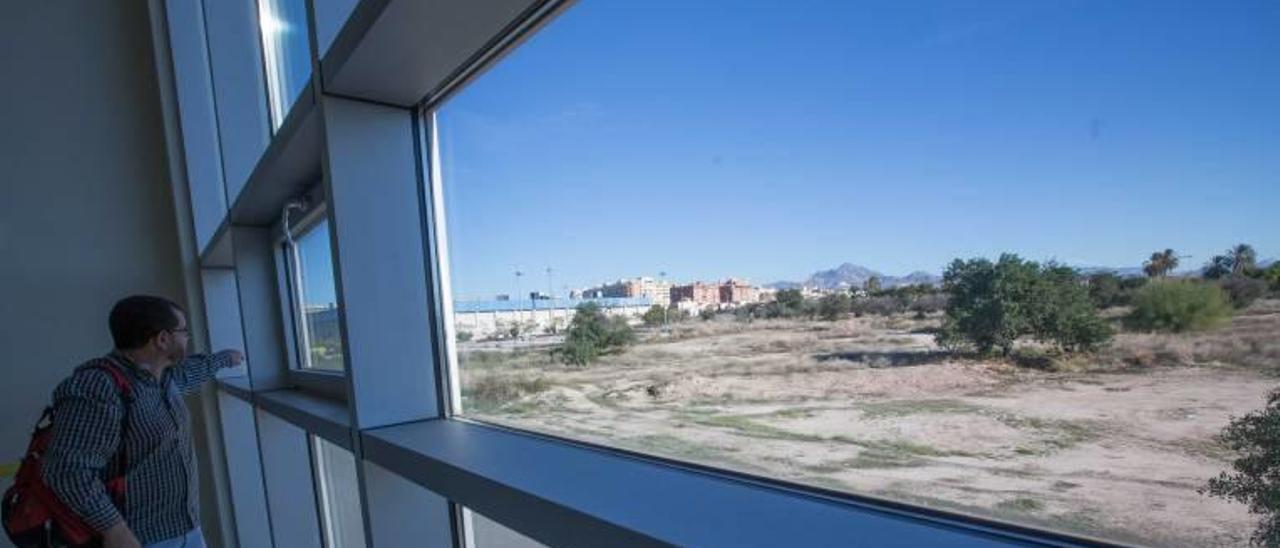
[[143, 527, 206, 548]]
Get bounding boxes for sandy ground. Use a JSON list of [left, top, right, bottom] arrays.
[[461, 309, 1278, 547]]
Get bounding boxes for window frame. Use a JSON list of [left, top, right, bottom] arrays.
[[410, 4, 1120, 545], [310, 434, 368, 548], [274, 193, 348, 399], [254, 0, 316, 132]]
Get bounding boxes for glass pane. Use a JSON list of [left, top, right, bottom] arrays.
[[312, 437, 367, 548], [463, 507, 546, 548], [435, 2, 1278, 546], [295, 218, 345, 370], [258, 0, 312, 129]]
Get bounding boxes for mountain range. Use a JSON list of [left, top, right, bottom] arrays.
[[768, 257, 1278, 292], [765, 263, 941, 291]]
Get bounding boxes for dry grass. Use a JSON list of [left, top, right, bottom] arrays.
[[461, 373, 551, 411], [1103, 299, 1280, 372]]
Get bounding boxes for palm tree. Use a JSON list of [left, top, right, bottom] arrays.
[[1228, 243, 1258, 275], [1143, 248, 1178, 278]]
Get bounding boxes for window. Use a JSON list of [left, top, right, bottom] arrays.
[[287, 214, 345, 371], [312, 437, 367, 548], [258, 0, 313, 129], [431, 1, 1278, 546], [462, 508, 546, 548]]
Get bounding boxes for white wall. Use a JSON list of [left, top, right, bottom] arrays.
[[0, 3, 226, 546]]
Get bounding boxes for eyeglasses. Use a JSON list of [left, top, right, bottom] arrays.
[[169, 327, 190, 335]]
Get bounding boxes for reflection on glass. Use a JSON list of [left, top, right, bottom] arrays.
[[313, 437, 366, 548], [436, 1, 1278, 546], [258, 0, 312, 129], [294, 218, 344, 370], [463, 508, 546, 548]]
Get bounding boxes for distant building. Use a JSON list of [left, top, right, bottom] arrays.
[[671, 279, 762, 307], [452, 297, 652, 340], [583, 277, 672, 306], [719, 279, 758, 304], [670, 282, 721, 306]]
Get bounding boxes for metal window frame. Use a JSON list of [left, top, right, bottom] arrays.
[[272, 193, 352, 400]]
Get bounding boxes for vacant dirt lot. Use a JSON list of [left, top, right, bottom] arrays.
[[460, 301, 1280, 547]]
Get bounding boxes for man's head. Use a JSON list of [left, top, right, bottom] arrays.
[[109, 295, 190, 366]]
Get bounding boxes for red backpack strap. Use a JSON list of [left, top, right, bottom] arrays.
[[94, 358, 134, 401], [91, 358, 134, 494]]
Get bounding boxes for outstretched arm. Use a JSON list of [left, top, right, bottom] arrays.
[[170, 349, 244, 395]]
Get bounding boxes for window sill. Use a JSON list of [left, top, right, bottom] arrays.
[[362, 419, 1105, 548], [217, 381, 353, 450]]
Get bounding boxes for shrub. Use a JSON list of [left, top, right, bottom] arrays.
[[456, 331, 473, 342], [817, 293, 851, 321], [1087, 272, 1127, 308], [464, 374, 550, 410], [851, 296, 903, 317], [1263, 263, 1280, 292], [1203, 389, 1280, 546], [1125, 280, 1231, 333], [908, 293, 947, 317], [559, 302, 635, 365], [1221, 275, 1268, 309], [699, 308, 717, 321], [642, 305, 667, 327]]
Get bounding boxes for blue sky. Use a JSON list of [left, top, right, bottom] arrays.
[[426, 1, 1276, 300]]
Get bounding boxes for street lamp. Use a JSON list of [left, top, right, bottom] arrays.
[[659, 270, 669, 330], [514, 268, 524, 340]]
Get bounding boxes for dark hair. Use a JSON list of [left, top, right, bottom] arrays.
[[109, 295, 185, 350]]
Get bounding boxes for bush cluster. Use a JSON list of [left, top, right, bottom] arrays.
[[1125, 280, 1232, 333]]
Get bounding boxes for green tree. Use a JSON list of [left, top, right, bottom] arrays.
[[775, 289, 804, 312], [1206, 243, 1259, 279], [938, 255, 1111, 355], [560, 302, 635, 366], [1032, 265, 1114, 352], [1126, 280, 1232, 332], [1203, 389, 1280, 546], [817, 292, 851, 321], [1143, 248, 1179, 278], [863, 276, 882, 294], [1230, 243, 1259, 275], [936, 255, 1038, 355], [1204, 255, 1234, 279]]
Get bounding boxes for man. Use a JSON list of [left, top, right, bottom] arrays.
[[43, 295, 244, 548]]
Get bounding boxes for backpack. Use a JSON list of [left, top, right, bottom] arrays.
[[2, 360, 133, 548]]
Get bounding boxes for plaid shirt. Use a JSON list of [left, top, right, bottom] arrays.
[[42, 351, 236, 544]]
